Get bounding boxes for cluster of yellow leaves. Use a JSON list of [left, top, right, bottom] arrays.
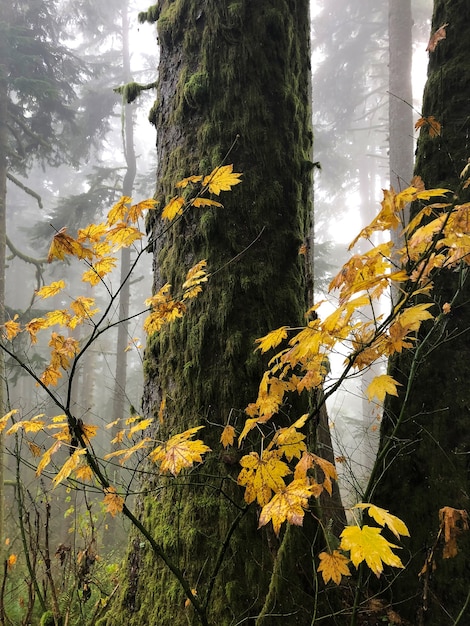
[[0, 411, 95, 486], [225, 414, 337, 535], [239, 182, 470, 439], [105, 419, 211, 477], [318, 504, 410, 584], [162, 164, 241, 220], [143, 261, 209, 334]]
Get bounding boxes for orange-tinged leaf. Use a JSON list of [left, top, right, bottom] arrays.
[[415, 116, 442, 138], [128, 198, 157, 222], [182, 260, 209, 300], [75, 464, 93, 482], [162, 196, 185, 221], [36, 280, 66, 299], [25, 317, 48, 343], [191, 197, 223, 208], [340, 525, 404, 576], [255, 326, 289, 353], [426, 23, 448, 53], [47, 228, 92, 263], [318, 550, 351, 584], [354, 504, 410, 539], [220, 424, 235, 449], [53, 449, 87, 487], [3, 316, 21, 340], [103, 486, 124, 517], [28, 442, 42, 457], [238, 450, 290, 506], [439, 506, 469, 559], [203, 164, 242, 195], [258, 479, 316, 536], [7, 554, 17, 570], [105, 438, 151, 464], [149, 426, 210, 476], [366, 375, 401, 403]]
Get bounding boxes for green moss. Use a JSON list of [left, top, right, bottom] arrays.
[[183, 71, 209, 109], [138, 4, 160, 23]]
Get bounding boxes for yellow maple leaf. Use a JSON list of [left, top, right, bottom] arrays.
[[82, 257, 118, 285], [107, 223, 143, 248], [258, 479, 316, 536], [3, 316, 21, 341], [255, 326, 289, 353], [45, 309, 72, 327], [271, 414, 308, 461], [25, 317, 48, 343], [36, 280, 66, 299], [340, 525, 404, 577], [397, 302, 434, 331], [77, 222, 108, 242], [53, 449, 87, 487], [366, 375, 401, 403], [40, 365, 62, 387], [220, 424, 235, 449], [354, 504, 410, 539], [103, 486, 125, 516], [203, 164, 242, 195], [47, 228, 92, 263], [149, 426, 211, 476], [106, 196, 132, 226], [70, 296, 99, 321], [237, 450, 291, 506], [318, 550, 351, 584], [162, 196, 185, 221], [75, 464, 93, 482]]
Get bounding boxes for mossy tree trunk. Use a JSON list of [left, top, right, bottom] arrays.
[[106, 2, 344, 625], [374, 2, 470, 623]]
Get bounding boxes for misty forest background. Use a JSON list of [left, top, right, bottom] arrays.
[[0, 0, 445, 625]]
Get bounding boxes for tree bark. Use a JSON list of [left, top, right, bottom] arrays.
[[106, 2, 344, 625]]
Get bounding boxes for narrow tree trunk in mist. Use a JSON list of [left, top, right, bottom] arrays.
[[388, 0, 413, 193], [374, 2, 470, 623], [106, 2, 344, 624], [0, 2, 9, 566], [112, 1, 136, 428]]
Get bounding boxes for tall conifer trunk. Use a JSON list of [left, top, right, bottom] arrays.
[[374, 2, 470, 623], [106, 2, 343, 625]]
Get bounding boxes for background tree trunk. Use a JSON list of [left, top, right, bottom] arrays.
[[374, 2, 470, 623]]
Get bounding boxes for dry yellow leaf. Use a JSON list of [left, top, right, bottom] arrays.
[[340, 525, 404, 577], [317, 550, 351, 584], [202, 164, 242, 195], [103, 486, 124, 517], [220, 424, 235, 449], [258, 479, 316, 536], [150, 427, 210, 476]]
